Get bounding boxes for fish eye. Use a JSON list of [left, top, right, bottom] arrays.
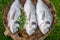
[[15, 21, 20, 24], [46, 21, 50, 24], [32, 22, 36, 25]]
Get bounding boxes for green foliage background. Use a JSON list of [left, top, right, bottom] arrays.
[[0, 0, 60, 40]]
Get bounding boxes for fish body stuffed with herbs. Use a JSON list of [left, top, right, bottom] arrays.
[[8, 0, 21, 33], [36, 0, 53, 34], [24, 0, 37, 35]]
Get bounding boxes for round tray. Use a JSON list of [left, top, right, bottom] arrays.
[[3, 0, 56, 40]]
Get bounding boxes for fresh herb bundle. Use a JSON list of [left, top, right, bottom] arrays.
[[17, 10, 26, 32]]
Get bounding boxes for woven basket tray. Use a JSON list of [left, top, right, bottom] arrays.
[[3, 0, 56, 40]]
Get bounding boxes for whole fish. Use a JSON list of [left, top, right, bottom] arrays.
[[7, 0, 21, 33], [24, 0, 37, 35], [36, 0, 53, 34]]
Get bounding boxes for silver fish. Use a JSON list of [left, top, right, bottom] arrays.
[[36, 0, 53, 34], [24, 0, 37, 35], [7, 0, 21, 33]]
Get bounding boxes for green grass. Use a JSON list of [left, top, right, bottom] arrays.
[[0, 0, 60, 40]]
